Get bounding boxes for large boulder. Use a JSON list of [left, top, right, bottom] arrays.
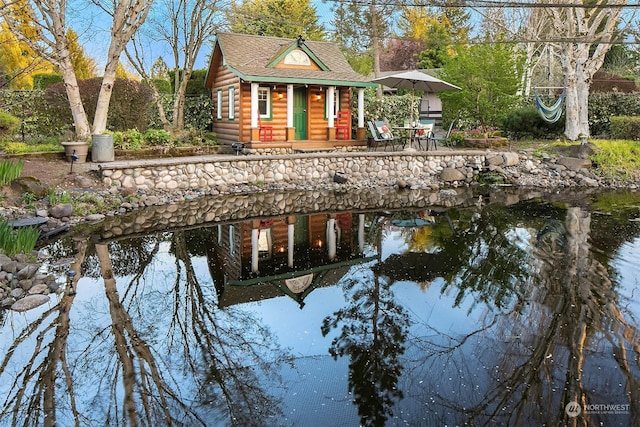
[[49, 203, 74, 219], [557, 157, 592, 172], [10, 176, 48, 198], [11, 294, 50, 312], [503, 152, 519, 166], [440, 168, 466, 182]]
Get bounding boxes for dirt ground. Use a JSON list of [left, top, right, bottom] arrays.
[[18, 157, 101, 190], [2, 157, 103, 207]]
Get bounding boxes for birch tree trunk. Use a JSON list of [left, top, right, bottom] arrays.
[[546, 1, 629, 140], [92, 0, 153, 135]]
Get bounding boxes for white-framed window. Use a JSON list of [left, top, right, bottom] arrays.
[[216, 89, 222, 120], [258, 228, 272, 260], [258, 87, 271, 118], [228, 86, 235, 120]]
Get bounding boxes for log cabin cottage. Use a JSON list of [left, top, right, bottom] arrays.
[[205, 32, 377, 152]]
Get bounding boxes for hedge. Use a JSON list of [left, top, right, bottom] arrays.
[[1, 85, 212, 139], [609, 116, 640, 140]]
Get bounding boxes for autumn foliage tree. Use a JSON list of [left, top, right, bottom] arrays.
[[0, 21, 55, 89], [379, 38, 425, 72], [398, 5, 471, 69]]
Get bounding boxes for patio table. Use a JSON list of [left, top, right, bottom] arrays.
[[393, 126, 433, 150]]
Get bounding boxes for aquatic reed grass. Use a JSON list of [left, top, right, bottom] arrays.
[[0, 220, 40, 256], [0, 159, 23, 186]]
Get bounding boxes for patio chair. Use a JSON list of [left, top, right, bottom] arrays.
[[367, 121, 401, 151], [335, 111, 350, 140], [258, 109, 273, 142], [414, 120, 435, 150], [430, 120, 455, 148]]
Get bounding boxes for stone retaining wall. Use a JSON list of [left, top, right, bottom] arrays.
[[99, 150, 492, 192]]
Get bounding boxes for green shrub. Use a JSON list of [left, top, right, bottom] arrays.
[[0, 140, 63, 154], [0, 159, 23, 185], [112, 129, 143, 149], [0, 220, 40, 256], [143, 129, 173, 146], [149, 78, 172, 94], [0, 111, 20, 138], [502, 106, 564, 140], [1, 85, 213, 140], [32, 73, 64, 89], [589, 92, 640, 137], [609, 116, 640, 140], [44, 77, 155, 134]]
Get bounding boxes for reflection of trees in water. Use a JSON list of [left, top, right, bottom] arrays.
[[375, 199, 640, 425], [435, 205, 533, 311], [419, 205, 640, 425], [0, 293, 77, 426], [528, 207, 640, 425], [321, 271, 409, 427], [171, 230, 285, 425], [1, 230, 287, 426]]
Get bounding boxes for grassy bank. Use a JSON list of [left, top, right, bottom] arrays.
[[590, 140, 640, 180]]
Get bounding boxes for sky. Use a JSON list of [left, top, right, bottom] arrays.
[[73, 0, 340, 73]]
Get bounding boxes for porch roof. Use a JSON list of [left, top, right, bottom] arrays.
[[208, 32, 377, 88]]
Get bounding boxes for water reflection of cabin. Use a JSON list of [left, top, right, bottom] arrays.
[[204, 32, 377, 151], [209, 213, 374, 308]]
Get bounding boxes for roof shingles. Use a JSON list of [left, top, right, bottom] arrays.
[[215, 32, 373, 87]]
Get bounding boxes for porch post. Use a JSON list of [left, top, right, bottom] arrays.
[[326, 216, 337, 261], [356, 88, 366, 140], [251, 227, 259, 273], [287, 216, 295, 268], [327, 86, 336, 140], [250, 83, 259, 141], [286, 84, 295, 140]]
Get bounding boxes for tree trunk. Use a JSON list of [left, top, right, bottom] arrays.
[[548, 2, 627, 140], [92, 69, 116, 135], [91, 0, 152, 134], [370, 2, 383, 98], [60, 60, 92, 140]]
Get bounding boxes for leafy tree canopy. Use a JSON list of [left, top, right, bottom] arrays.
[[66, 29, 96, 80], [398, 6, 471, 69], [0, 22, 55, 89], [227, 0, 326, 40], [438, 40, 524, 131]]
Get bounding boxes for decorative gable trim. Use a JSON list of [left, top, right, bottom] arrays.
[[267, 42, 329, 71]]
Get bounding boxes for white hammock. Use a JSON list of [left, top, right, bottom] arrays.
[[534, 88, 565, 123]]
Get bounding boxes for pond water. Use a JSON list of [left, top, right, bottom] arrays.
[[1, 187, 639, 426]]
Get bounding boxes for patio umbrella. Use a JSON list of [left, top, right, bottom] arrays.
[[370, 70, 461, 123]]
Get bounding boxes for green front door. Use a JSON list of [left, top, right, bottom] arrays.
[[293, 87, 307, 140]]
